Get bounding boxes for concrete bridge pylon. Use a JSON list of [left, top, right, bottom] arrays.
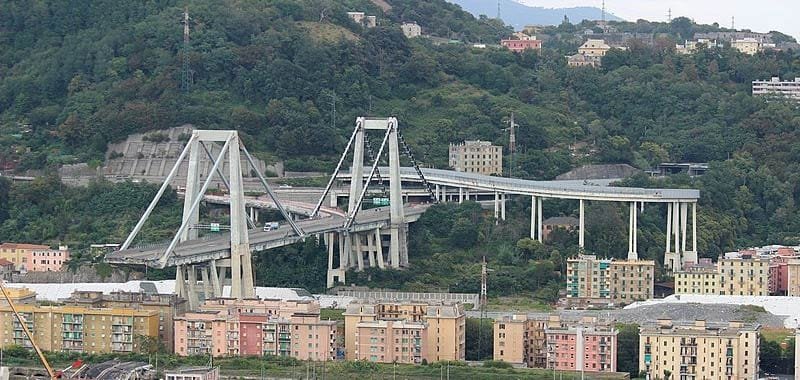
[[119, 130, 304, 309]]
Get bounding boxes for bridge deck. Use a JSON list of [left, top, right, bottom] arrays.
[[106, 205, 429, 267], [341, 167, 700, 202]]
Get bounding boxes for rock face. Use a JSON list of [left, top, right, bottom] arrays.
[[59, 124, 284, 188], [556, 164, 642, 180], [11, 265, 136, 283]]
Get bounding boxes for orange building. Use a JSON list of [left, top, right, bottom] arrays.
[[352, 319, 428, 364], [344, 301, 465, 363]]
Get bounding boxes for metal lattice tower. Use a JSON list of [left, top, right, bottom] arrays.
[[181, 7, 190, 92]]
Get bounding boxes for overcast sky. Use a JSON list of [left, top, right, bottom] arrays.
[[518, 0, 799, 39]]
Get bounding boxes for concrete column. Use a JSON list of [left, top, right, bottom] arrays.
[[530, 196, 536, 239], [355, 235, 365, 271], [666, 202, 672, 253], [673, 201, 680, 254], [229, 135, 253, 299], [494, 191, 500, 223], [579, 199, 585, 248], [367, 233, 376, 268], [459, 187, 464, 203], [465, 188, 470, 201], [187, 266, 200, 310], [692, 203, 697, 253], [338, 233, 347, 269], [375, 229, 385, 269], [387, 119, 405, 269], [435, 184, 440, 201], [201, 266, 212, 302], [628, 202, 634, 259], [326, 233, 334, 272], [347, 124, 365, 216], [210, 260, 222, 298], [175, 264, 186, 299], [181, 137, 201, 241], [680, 202, 689, 261], [500, 193, 506, 221], [537, 197, 543, 242]]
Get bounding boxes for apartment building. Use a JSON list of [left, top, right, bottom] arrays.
[[352, 319, 428, 364], [0, 305, 159, 354], [674, 258, 719, 295], [578, 39, 611, 57], [753, 77, 800, 102], [0, 243, 70, 271], [639, 319, 760, 380], [173, 298, 336, 360], [493, 314, 547, 368], [63, 290, 187, 353], [198, 297, 319, 318], [344, 301, 465, 363], [788, 259, 800, 297], [565, 255, 654, 307], [719, 253, 769, 296], [448, 141, 502, 176], [0, 287, 36, 306], [732, 38, 762, 55], [545, 316, 618, 373]]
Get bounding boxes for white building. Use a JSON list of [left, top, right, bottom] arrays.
[[752, 77, 800, 101], [449, 140, 502, 175], [676, 39, 720, 54], [401, 22, 421, 38]]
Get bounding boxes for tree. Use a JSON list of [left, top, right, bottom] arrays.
[[465, 318, 492, 360], [616, 324, 640, 377]]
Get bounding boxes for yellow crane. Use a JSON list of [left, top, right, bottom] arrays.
[[0, 281, 59, 379]]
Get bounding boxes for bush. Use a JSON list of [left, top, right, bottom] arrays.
[[482, 360, 513, 369]]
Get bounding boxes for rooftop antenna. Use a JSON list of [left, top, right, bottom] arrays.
[[181, 7, 191, 92], [731, 16, 735, 30], [496, 0, 500, 20], [668, 8, 672, 23]]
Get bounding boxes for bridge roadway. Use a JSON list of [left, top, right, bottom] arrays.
[[105, 204, 429, 267], [342, 167, 700, 202]]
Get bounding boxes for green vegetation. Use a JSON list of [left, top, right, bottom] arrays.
[[0, 346, 632, 379], [486, 296, 553, 312], [320, 308, 345, 321], [761, 335, 796, 375], [615, 324, 640, 377], [0, 0, 799, 296]]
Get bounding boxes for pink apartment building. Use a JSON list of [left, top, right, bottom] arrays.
[[174, 299, 337, 360], [768, 248, 798, 295], [545, 316, 618, 373], [0, 243, 69, 271]]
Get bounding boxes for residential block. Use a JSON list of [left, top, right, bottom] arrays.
[[640, 319, 760, 380]]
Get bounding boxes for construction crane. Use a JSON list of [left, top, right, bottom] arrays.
[[0, 281, 60, 379]]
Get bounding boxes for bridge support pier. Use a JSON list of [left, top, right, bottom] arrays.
[[579, 199, 585, 249], [501, 193, 506, 221], [628, 202, 638, 260], [494, 192, 500, 223]]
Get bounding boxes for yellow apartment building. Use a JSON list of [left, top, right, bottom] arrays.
[[719, 255, 769, 296], [675, 259, 720, 295], [344, 301, 465, 363], [0, 305, 159, 354], [787, 259, 800, 296], [640, 319, 759, 380], [493, 314, 547, 368]]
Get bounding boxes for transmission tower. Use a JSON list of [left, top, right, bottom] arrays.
[[496, 0, 500, 20], [601, 0, 606, 22], [504, 113, 518, 178], [181, 7, 191, 92], [477, 256, 492, 360]]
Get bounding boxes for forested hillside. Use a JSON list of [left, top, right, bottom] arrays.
[[1, 0, 800, 290]]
